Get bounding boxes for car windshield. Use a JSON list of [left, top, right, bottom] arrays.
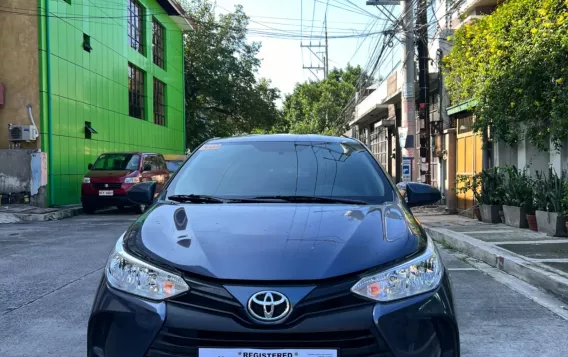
[[165, 141, 395, 205], [166, 161, 183, 172], [92, 154, 140, 171]]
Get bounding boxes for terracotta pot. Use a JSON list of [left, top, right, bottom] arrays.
[[526, 214, 538, 232], [473, 206, 482, 221]]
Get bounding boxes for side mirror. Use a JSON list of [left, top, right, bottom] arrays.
[[143, 164, 152, 172], [398, 182, 441, 208], [88, 163, 93, 170], [127, 181, 156, 206]]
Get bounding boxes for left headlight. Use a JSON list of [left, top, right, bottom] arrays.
[[106, 236, 189, 300], [351, 237, 443, 302]]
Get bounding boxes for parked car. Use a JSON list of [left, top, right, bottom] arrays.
[[88, 135, 458, 357], [163, 154, 187, 173], [81, 152, 170, 214]]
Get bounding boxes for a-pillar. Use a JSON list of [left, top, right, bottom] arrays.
[[444, 128, 457, 213]]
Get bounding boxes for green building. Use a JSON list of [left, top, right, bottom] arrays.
[[0, 0, 191, 206]]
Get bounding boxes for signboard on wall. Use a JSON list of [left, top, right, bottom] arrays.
[[402, 157, 413, 182]]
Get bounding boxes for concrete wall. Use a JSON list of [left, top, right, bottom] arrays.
[[494, 137, 568, 176], [0, 0, 41, 150], [0, 149, 47, 206]]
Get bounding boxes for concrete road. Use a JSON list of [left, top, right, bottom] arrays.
[[1, 214, 568, 356]]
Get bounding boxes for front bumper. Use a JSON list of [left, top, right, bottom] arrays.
[[88, 272, 459, 357]]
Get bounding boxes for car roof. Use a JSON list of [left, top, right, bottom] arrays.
[[207, 134, 358, 144]]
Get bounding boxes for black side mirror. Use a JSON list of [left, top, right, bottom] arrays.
[[143, 164, 152, 172], [127, 182, 156, 206], [88, 163, 93, 170], [399, 182, 441, 208]]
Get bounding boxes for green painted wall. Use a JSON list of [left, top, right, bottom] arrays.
[[39, 0, 185, 206]]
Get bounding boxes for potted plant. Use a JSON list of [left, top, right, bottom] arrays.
[[478, 167, 506, 223], [502, 166, 532, 228], [456, 173, 482, 220], [534, 168, 568, 237]]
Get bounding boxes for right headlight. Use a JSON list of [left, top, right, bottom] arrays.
[[105, 235, 189, 300], [351, 237, 443, 302]]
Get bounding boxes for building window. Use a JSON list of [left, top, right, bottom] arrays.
[[152, 18, 165, 69], [127, 0, 144, 54], [153, 79, 166, 126], [128, 64, 145, 119]]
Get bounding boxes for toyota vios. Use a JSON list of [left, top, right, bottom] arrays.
[[88, 135, 459, 357]]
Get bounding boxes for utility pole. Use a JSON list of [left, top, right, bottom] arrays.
[[324, 15, 329, 79], [301, 43, 326, 80], [416, 0, 431, 184], [301, 15, 329, 80], [367, 0, 416, 182]]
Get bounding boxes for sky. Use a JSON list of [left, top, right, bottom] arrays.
[[214, 0, 402, 98]]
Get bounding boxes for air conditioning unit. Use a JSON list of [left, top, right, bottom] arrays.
[[8, 124, 38, 141]]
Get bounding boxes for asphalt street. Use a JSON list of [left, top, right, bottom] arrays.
[[1, 213, 568, 356]]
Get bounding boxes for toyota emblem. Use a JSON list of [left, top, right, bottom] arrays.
[[247, 291, 291, 323], [104, 184, 108, 188]]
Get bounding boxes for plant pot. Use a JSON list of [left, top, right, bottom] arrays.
[[526, 214, 538, 231], [473, 206, 482, 221], [502, 205, 528, 228], [480, 204, 502, 224], [535, 210, 568, 237]]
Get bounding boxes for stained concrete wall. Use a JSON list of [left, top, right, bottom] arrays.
[[0, 0, 41, 150], [0, 149, 47, 207]]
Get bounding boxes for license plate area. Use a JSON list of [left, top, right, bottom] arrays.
[[199, 349, 337, 357], [99, 190, 113, 196]]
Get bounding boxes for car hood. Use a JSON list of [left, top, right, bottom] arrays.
[[124, 202, 426, 281]]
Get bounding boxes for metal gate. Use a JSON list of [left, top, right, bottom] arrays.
[[370, 127, 389, 169], [456, 116, 483, 210]]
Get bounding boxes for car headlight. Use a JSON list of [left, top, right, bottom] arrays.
[[124, 177, 140, 184], [106, 236, 189, 300], [351, 237, 443, 302], [83, 177, 91, 184]]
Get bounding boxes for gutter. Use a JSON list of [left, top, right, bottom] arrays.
[[37, 0, 54, 206], [45, 0, 54, 206]]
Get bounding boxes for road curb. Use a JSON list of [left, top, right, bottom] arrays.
[[425, 226, 568, 303], [10, 206, 83, 222]]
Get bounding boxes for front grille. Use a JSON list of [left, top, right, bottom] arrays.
[[145, 328, 393, 357], [92, 183, 122, 189], [170, 276, 373, 325]]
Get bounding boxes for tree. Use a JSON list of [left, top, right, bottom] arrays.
[[282, 65, 369, 135], [443, 0, 568, 151], [184, 0, 281, 149]]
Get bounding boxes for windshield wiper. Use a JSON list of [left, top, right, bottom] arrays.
[[168, 194, 226, 204], [252, 195, 368, 205]]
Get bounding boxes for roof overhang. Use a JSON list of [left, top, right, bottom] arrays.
[[349, 104, 389, 127], [156, 0, 196, 31], [447, 99, 478, 116]]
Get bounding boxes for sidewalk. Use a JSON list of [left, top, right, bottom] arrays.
[[0, 204, 82, 223], [414, 211, 568, 303]]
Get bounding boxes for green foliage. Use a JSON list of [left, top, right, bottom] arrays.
[[282, 65, 370, 135], [502, 166, 534, 212], [184, 0, 281, 150], [455, 173, 482, 203], [455, 168, 505, 205], [533, 167, 568, 214], [444, 0, 568, 150]]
